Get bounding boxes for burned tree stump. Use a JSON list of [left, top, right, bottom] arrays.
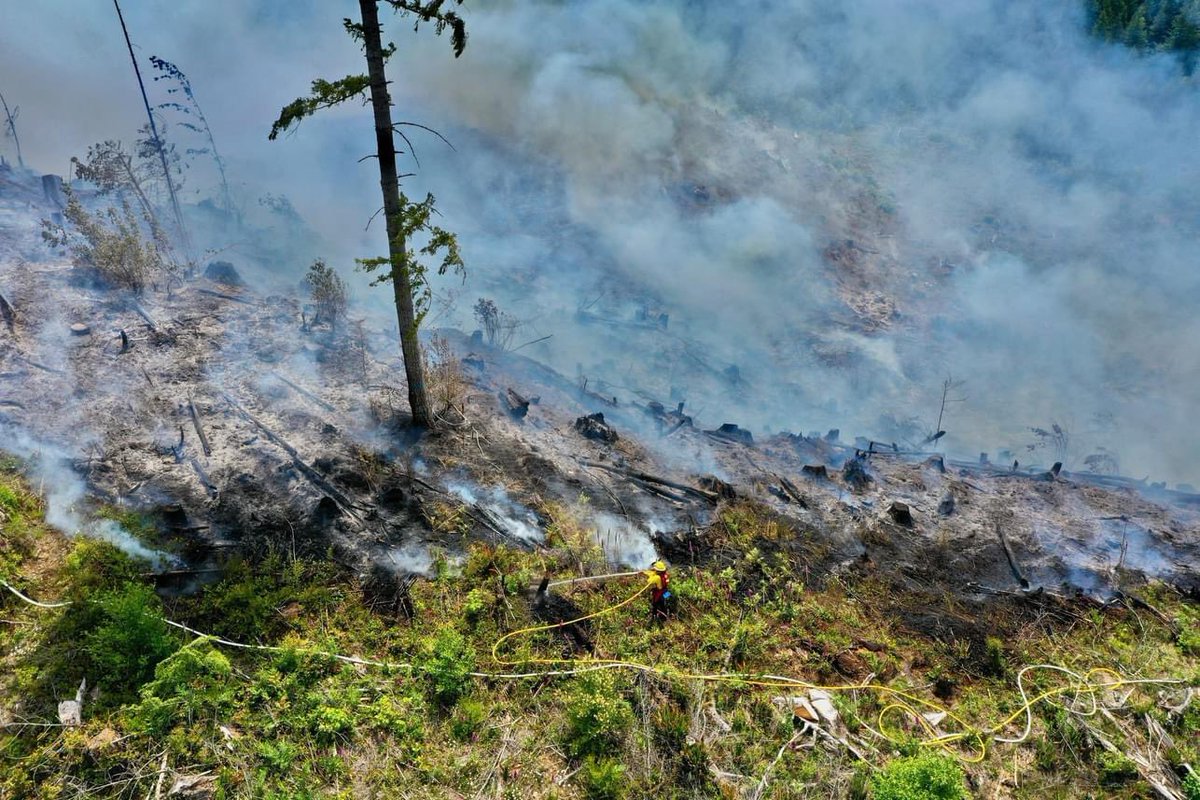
[[362, 564, 416, 620], [698, 475, 736, 500], [574, 412, 618, 443], [925, 455, 946, 473], [842, 456, 872, 490], [69, 322, 90, 336], [533, 578, 595, 654], [501, 387, 530, 419], [801, 464, 828, 479], [887, 501, 914, 526], [938, 492, 956, 516], [706, 423, 753, 445]]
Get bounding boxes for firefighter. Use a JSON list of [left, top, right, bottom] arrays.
[[645, 560, 671, 621]]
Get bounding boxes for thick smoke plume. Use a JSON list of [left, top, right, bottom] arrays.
[[2, 1, 1199, 484]]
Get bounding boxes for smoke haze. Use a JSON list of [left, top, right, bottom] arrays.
[[3, 1, 1199, 483]]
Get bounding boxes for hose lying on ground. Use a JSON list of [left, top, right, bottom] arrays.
[[1, 576, 1187, 765]]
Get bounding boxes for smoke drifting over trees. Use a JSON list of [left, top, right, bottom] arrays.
[[3, 1, 1200, 482]]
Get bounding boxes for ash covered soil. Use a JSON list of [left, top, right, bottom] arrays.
[[0, 184, 1197, 630], [0, 162, 1196, 647]]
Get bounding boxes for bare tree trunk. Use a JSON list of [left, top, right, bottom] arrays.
[[0, 91, 23, 170], [360, 0, 431, 428], [112, 0, 192, 264]]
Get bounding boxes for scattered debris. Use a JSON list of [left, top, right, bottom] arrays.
[[56, 678, 86, 726], [271, 372, 336, 413], [580, 460, 720, 504]]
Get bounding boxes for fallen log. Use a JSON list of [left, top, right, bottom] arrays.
[[220, 391, 362, 523], [196, 287, 256, 305], [468, 505, 536, 550], [187, 394, 212, 457], [579, 460, 720, 503], [132, 302, 158, 331], [773, 474, 809, 507], [188, 457, 219, 497], [501, 387, 530, 419], [272, 372, 336, 412], [16, 354, 64, 374]]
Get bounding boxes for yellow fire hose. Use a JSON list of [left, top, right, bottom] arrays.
[[493, 573, 1186, 763]]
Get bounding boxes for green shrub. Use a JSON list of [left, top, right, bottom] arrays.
[[1182, 770, 1200, 800], [1178, 611, 1200, 656], [423, 628, 475, 705], [63, 539, 144, 597], [126, 637, 233, 733], [257, 740, 300, 774], [1097, 751, 1138, 787], [578, 756, 626, 800], [450, 697, 487, 741], [84, 582, 179, 699], [871, 753, 969, 800], [367, 694, 425, 755], [307, 703, 356, 744], [562, 674, 634, 759], [983, 636, 1007, 678]]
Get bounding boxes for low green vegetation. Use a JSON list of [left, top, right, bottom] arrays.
[[1, 469, 1197, 798]]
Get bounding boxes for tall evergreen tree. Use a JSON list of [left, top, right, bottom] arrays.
[[270, 0, 466, 429]]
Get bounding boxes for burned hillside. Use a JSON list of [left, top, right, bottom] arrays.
[[0, 158, 1195, 613]]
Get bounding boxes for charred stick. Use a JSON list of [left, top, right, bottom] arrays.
[[220, 391, 361, 523], [773, 474, 809, 507], [271, 372, 336, 412], [187, 394, 212, 457], [132, 302, 158, 331], [196, 287, 256, 305], [17, 354, 64, 374], [579, 460, 719, 503], [995, 526, 1031, 590], [188, 455, 217, 494]]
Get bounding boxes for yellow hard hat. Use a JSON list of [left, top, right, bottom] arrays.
[[652, 560, 667, 572]]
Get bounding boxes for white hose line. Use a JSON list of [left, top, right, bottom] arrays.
[[546, 571, 641, 589]]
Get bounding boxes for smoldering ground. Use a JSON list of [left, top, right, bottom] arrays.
[[2, 0, 1200, 486]]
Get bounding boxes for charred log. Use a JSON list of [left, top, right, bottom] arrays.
[[501, 387, 530, 419]]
